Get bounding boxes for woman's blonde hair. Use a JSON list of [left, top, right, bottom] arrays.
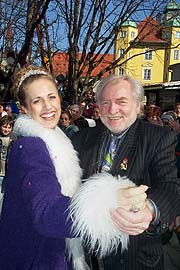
[[13, 65, 58, 107]]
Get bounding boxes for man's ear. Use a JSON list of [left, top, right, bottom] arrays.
[[136, 102, 141, 114]]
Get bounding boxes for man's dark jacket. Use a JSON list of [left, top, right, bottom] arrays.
[[72, 118, 180, 270]]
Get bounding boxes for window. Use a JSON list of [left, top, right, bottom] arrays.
[[119, 67, 124, 76], [119, 48, 125, 58], [131, 31, 135, 39], [164, 32, 170, 39], [143, 69, 151, 80], [174, 50, 179, 60], [120, 31, 126, 38], [144, 50, 152, 60], [175, 31, 180, 39]]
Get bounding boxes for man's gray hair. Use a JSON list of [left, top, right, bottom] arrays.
[[95, 74, 144, 105], [69, 104, 82, 115]]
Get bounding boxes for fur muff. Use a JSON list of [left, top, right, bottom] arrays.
[[69, 173, 136, 258]]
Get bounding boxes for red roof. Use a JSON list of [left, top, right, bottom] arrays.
[[137, 16, 167, 44], [52, 52, 114, 78], [53, 16, 166, 76]]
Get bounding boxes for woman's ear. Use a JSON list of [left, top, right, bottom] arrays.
[[21, 106, 28, 114]]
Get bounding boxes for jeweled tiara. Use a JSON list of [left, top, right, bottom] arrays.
[[17, 69, 48, 92]]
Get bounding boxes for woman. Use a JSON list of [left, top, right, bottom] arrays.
[[90, 104, 102, 126], [59, 110, 79, 139], [145, 105, 163, 126], [0, 66, 148, 270]]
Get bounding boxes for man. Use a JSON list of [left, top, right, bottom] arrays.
[[72, 74, 180, 270], [69, 104, 89, 130]]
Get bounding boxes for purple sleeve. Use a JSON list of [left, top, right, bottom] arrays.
[[17, 138, 73, 238]]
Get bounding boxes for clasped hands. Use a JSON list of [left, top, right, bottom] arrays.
[[110, 185, 153, 235]]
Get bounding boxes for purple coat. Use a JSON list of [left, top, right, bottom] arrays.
[[0, 136, 73, 269]]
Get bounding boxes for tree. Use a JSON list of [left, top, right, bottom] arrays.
[[15, 0, 52, 67], [0, 0, 176, 103], [56, 0, 170, 103], [0, 0, 53, 100]]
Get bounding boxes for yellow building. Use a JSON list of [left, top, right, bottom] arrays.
[[114, 0, 180, 86]]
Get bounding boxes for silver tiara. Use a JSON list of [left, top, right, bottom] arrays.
[[17, 69, 48, 92]]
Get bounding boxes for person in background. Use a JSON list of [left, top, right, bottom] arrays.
[[161, 111, 177, 128], [175, 102, 180, 124], [91, 104, 100, 120], [69, 104, 89, 130], [145, 104, 163, 126], [79, 99, 90, 118], [0, 66, 148, 270], [159, 110, 180, 270], [161, 111, 180, 180], [0, 103, 7, 119], [0, 115, 16, 195], [59, 110, 79, 139], [5, 103, 18, 120], [91, 104, 102, 126], [72, 74, 180, 270]]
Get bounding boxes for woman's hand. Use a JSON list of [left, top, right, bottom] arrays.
[[116, 185, 148, 211], [112, 187, 155, 235]]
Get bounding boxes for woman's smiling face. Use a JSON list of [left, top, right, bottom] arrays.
[[23, 78, 61, 129]]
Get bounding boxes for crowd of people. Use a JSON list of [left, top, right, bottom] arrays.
[[0, 66, 179, 270]]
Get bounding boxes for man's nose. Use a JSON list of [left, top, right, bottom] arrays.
[[109, 103, 119, 114]]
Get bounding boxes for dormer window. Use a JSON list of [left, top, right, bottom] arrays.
[[131, 31, 135, 39], [144, 50, 152, 60], [175, 31, 180, 39], [120, 31, 126, 38], [174, 50, 179, 60]]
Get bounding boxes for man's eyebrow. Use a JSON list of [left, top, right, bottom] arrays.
[[116, 97, 128, 100]]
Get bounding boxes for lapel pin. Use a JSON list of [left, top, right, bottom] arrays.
[[120, 157, 128, 170]]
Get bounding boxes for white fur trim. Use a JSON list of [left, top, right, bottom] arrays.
[[14, 114, 82, 197], [70, 173, 135, 258], [66, 238, 90, 270], [14, 115, 85, 268]]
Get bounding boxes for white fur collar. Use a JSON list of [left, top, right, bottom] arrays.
[[14, 114, 82, 197]]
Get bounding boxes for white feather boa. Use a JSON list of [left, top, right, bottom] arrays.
[[69, 173, 135, 258], [13, 114, 81, 197]]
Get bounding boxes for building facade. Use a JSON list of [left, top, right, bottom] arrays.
[[114, 0, 180, 110]]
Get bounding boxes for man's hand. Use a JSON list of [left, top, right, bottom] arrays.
[[110, 205, 153, 235]]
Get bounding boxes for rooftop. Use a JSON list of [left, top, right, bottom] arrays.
[[136, 16, 168, 44], [52, 52, 114, 78]]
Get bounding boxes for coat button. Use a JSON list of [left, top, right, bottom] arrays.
[[120, 259, 124, 264]]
